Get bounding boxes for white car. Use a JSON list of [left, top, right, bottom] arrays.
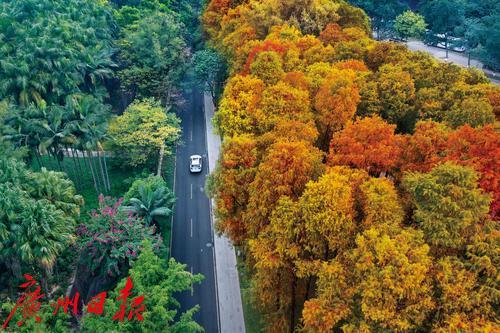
[[190, 155, 202, 173]]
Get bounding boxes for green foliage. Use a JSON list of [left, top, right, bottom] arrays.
[[459, 13, 500, 69], [249, 52, 285, 86], [117, 12, 189, 101], [0, 302, 72, 332], [107, 99, 181, 167], [112, 0, 194, 32], [80, 240, 204, 333], [421, 0, 465, 37], [124, 174, 168, 201], [0, 0, 115, 106], [193, 48, 227, 104], [394, 10, 427, 40], [123, 175, 176, 227], [0, 154, 81, 282], [445, 97, 495, 128], [403, 162, 491, 251], [0, 184, 76, 273], [27, 168, 84, 218], [352, 0, 407, 38]]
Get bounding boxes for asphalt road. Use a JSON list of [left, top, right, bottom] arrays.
[[171, 85, 219, 333]]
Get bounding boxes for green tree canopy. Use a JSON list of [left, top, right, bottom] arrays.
[[0, 153, 82, 288], [394, 10, 427, 40], [421, 0, 465, 57], [352, 0, 407, 39], [193, 48, 227, 104], [0, 0, 115, 107], [117, 12, 189, 102], [123, 175, 176, 227], [80, 240, 203, 333], [403, 162, 490, 252], [107, 99, 181, 168]]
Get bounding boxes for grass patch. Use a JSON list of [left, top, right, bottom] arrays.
[[30, 154, 176, 252], [237, 253, 264, 333], [31, 155, 137, 216]]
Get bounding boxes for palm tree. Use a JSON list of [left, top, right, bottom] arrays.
[[0, 154, 81, 293], [0, 184, 76, 292], [27, 167, 84, 218], [67, 95, 111, 194], [122, 184, 176, 227]]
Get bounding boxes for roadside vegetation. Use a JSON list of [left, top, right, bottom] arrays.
[[0, 0, 204, 331], [352, 0, 500, 69], [203, 0, 499, 332]]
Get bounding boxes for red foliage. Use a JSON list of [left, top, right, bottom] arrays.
[[329, 116, 403, 175], [399, 121, 450, 173], [334, 59, 369, 72], [319, 23, 346, 45], [242, 39, 290, 74], [444, 125, 500, 218]]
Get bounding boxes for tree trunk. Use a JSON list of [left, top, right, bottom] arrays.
[[42, 265, 54, 299], [86, 150, 100, 194], [96, 149, 108, 193], [91, 151, 104, 194], [75, 148, 85, 181], [68, 146, 81, 189], [102, 149, 111, 192], [52, 148, 63, 172], [34, 149, 44, 170], [305, 275, 314, 300], [157, 143, 165, 177]]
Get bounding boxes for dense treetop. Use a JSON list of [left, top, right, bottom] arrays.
[[204, 0, 499, 331], [0, 0, 116, 106]]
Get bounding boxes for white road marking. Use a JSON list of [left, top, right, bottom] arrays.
[[190, 218, 193, 238], [190, 266, 194, 296], [190, 183, 193, 199], [190, 129, 193, 142]]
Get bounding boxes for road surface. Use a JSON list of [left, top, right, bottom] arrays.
[[406, 40, 500, 85], [171, 86, 219, 333]]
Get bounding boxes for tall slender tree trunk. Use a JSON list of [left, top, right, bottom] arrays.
[[68, 145, 81, 189], [102, 149, 111, 192], [91, 151, 104, 194], [70, 146, 81, 175], [8, 257, 22, 298], [86, 150, 100, 194], [75, 148, 85, 180], [305, 276, 314, 300], [52, 148, 63, 172], [96, 149, 108, 193], [34, 149, 43, 170], [157, 144, 165, 177]]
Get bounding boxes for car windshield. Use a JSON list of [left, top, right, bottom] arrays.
[[191, 157, 201, 165]]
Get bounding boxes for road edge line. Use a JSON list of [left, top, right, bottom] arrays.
[[169, 145, 177, 259]]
